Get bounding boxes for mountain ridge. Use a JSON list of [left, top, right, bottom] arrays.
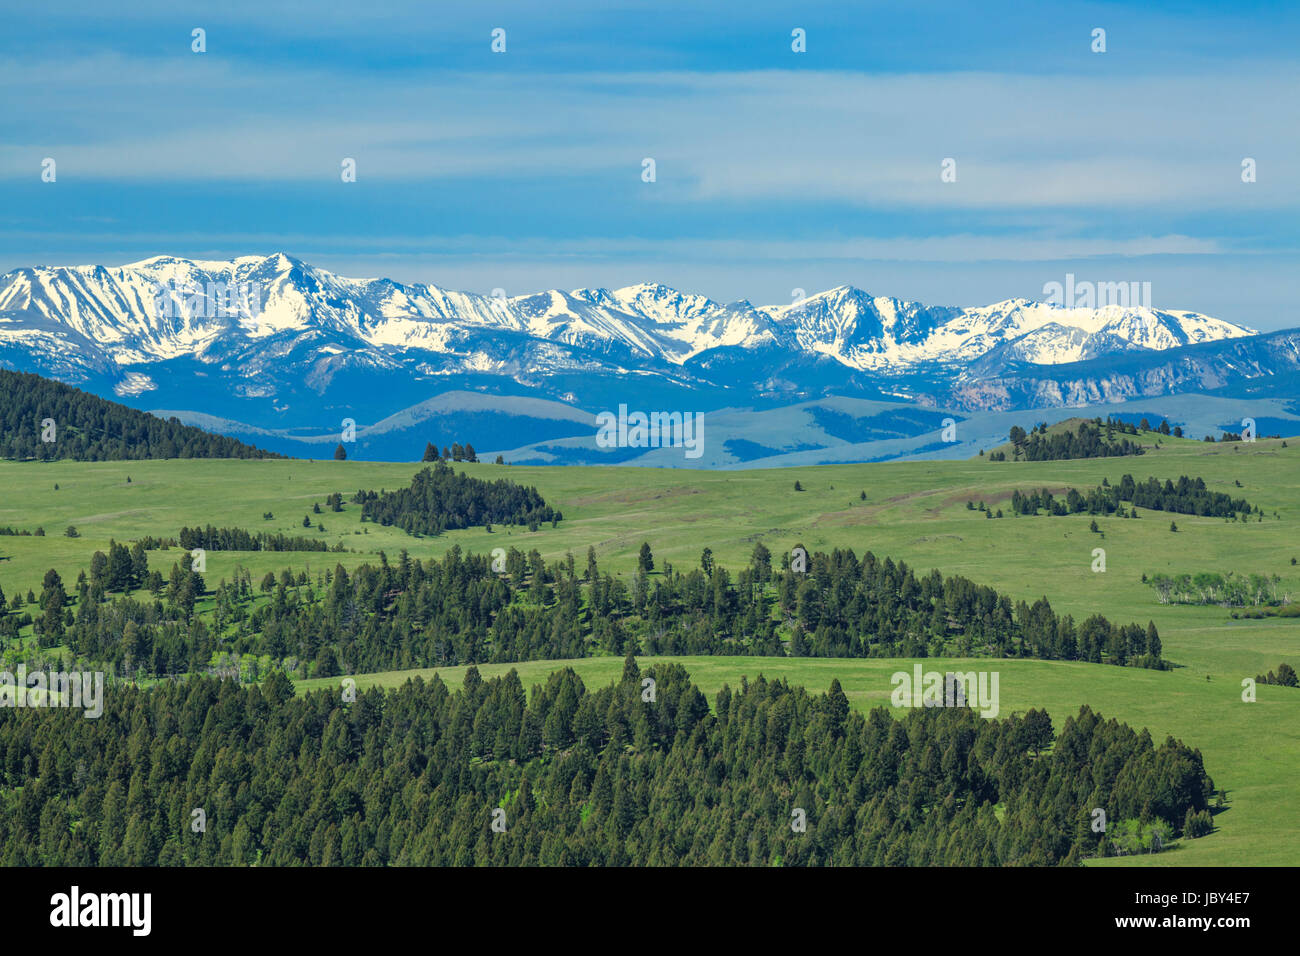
[[2, 253, 1296, 465], [0, 253, 1256, 387]]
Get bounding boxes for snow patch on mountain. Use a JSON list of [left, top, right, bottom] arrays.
[[0, 254, 1258, 399]]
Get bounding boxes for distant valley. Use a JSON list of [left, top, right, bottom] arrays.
[[1, 254, 1297, 465]]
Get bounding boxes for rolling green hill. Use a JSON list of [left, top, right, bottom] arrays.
[[0, 433, 1296, 866], [295, 653, 1299, 866], [0, 368, 282, 461]]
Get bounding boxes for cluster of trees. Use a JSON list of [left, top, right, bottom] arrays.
[[1147, 571, 1289, 608], [38, 552, 209, 671], [1255, 663, 1298, 687], [88, 540, 152, 594], [177, 526, 329, 553], [631, 544, 1165, 668], [0, 661, 1214, 866], [14, 569, 70, 647], [1006, 474, 1256, 519], [354, 461, 560, 536], [1120, 475, 1254, 516], [4, 541, 171, 645], [1181, 809, 1215, 840], [989, 419, 1145, 462], [1208, 430, 1280, 442], [0, 369, 281, 461], [1137, 418, 1181, 437], [992, 416, 1284, 450], [422, 442, 479, 463], [13, 537, 1169, 679]]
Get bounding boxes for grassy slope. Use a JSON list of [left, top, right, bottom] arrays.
[[297, 654, 1299, 866], [1, 432, 1297, 865]]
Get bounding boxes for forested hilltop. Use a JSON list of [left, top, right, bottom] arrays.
[[0, 369, 282, 460], [0, 662, 1215, 865], [988, 418, 1146, 461], [997, 475, 1258, 519], [9, 540, 1167, 679], [354, 462, 560, 535]]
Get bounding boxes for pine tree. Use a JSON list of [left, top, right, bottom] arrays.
[[39, 570, 66, 646], [130, 541, 149, 586], [107, 540, 133, 591], [825, 679, 849, 737], [1146, 622, 1161, 661], [621, 651, 640, 686]]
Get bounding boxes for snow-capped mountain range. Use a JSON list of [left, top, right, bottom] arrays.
[[3, 253, 1297, 465], [0, 254, 1254, 391]]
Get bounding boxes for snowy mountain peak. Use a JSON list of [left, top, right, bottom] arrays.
[[0, 255, 1259, 398]]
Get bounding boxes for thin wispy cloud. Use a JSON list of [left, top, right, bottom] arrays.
[[0, 1, 1294, 328], [4, 62, 1295, 209]]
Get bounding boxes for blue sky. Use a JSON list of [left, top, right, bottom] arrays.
[[1, 0, 1296, 328]]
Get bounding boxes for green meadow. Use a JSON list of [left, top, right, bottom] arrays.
[[1, 431, 1297, 866], [298, 653, 1300, 867]]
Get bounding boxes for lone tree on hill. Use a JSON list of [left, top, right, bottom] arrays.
[[334, 444, 347, 461]]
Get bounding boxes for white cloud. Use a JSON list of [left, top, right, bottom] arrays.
[[1, 57, 1295, 210]]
